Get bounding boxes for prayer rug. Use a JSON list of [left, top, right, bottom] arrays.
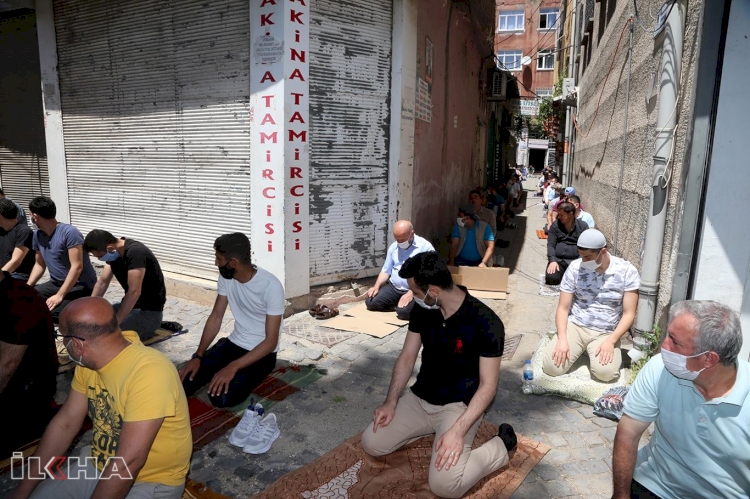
[[57, 327, 189, 373], [528, 332, 630, 405], [252, 421, 549, 499], [182, 479, 233, 499], [0, 419, 93, 475], [536, 229, 548, 239], [538, 273, 560, 297], [188, 363, 325, 450]]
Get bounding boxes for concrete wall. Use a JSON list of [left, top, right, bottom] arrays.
[[571, 0, 702, 325], [495, 0, 559, 96], [691, 0, 750, 360], [412, 0, 493, 247]]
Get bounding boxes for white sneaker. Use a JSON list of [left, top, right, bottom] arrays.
[[229, 403, 263, 447], [242, 413, 280, 454]]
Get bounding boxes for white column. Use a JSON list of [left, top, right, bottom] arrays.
[[249, 0, 310, 298], [34, 0, 70, 223], [387, 0, 417, 234]]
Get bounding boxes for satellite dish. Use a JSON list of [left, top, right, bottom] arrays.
[[521, 56, 532, 66]]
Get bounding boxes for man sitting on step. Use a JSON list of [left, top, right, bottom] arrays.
[[179, 233, 284, 408], [361, 252, 516, 499]]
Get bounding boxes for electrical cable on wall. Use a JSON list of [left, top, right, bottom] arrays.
[[572, 17, 633, 139]]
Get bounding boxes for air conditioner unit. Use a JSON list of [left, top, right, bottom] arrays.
[[489, 71, 507, 101]]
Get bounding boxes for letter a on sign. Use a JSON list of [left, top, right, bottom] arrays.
[[260, 0, 276, 6]]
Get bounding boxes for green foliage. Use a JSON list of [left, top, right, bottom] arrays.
[[630, 325, 662, 383], [332, 396, 346, 403], [553, 71, 566, 97]]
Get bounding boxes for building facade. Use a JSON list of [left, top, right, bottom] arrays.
[[0, 0, 501, 300], [558, 0, 750, 359]]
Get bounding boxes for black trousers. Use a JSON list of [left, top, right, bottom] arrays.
[[545, 259, 571, 285], [35, 281, 93, 322], [182, 337, 277, 408], [365, 280, 415, 320], [0, 378, 56, 459], [631, 479, 662, 499]]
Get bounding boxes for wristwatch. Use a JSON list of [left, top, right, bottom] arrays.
[[191, 353, 203, 362]]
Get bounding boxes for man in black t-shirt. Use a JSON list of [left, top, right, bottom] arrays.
[[84, 230, 166, 340], [361, 252, 517, 499], [0, 199, 36, 281], [0, 271, 58, 459]]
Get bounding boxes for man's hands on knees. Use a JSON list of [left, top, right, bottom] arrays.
[[208, 364, 239, 397], [596, 339, 616, 365], [547, 262, 559, 274], [366, 286, 379, 298], [552, 338, 570, 367], [435, 427, 463, 471], [372, 401, 396, 433], [179, 358, 201, 382]]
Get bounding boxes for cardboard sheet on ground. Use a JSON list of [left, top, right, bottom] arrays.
[[449, 265, 509, 300], [319, 303, 407, 338]]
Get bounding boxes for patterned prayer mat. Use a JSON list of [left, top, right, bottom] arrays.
[[189, 363, 325, 450], [252, 420, 549, 499], [57, 327, 189, 373]]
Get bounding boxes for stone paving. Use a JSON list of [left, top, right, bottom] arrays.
[[0, 182, 648, 498]]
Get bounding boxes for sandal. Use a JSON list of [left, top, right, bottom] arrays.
[[309, 304, 327, 317], [314, 305, 339, 320]]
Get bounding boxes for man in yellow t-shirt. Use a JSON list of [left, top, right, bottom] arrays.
[[11, 297, 192, 499]]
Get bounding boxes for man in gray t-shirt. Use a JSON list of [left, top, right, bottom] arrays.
[[27, 196, 96, 321]]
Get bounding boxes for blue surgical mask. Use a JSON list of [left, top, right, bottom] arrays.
[[414, 292, 440, 310], [99, 250, 119, 262]]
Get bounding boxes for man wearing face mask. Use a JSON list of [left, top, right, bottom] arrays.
[[84, 230, 166, 341], [366, 220, 435, 320], [179, 233, 284, 408], [613, 301, 750, 499], [0, 270, 57, 460], [449, 205, 495, 267], [542, 229, 640, 381], [362, 252, 516, 499]]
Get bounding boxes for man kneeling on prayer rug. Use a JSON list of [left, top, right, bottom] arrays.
[[361, 251, 516, 499]]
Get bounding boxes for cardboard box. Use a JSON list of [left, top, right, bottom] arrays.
[[448, 265, 509, 299]]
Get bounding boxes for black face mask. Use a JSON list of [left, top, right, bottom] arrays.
[[219, 262, 236, 280]]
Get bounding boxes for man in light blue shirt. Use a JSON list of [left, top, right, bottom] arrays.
[[365, 220, 434, 320], [568, 195, 596, 228], [613, 300, 749, 499]]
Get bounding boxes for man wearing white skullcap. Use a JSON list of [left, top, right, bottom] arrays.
[[542, 229, 641, 381]]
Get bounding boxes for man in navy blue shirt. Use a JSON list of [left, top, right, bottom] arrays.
[[361, 252, 516, 499], [26, 197, 96, 321]]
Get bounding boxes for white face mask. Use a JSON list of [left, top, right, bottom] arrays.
[[65, 339, 86, 368], [581, 251, 603, 271], [397, 237, 412, 250], [457, 218, 465, 228], [661, 349, 709, 381], [414, 291, 440, 310]]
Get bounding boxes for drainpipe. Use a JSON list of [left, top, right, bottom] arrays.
[[633, 0, 685, 342], [561, 0, 577, 181]]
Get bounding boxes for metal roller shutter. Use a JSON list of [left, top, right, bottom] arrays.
[[0, 10, 50, 216], [53, 0, 251, 278], [308, 0, 392, 280]]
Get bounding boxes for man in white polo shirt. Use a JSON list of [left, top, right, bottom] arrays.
[[179, 233, 284, 408], [365, 220, 434, 320], [542, 229, 640, 381], [613, 300, 749, 498]]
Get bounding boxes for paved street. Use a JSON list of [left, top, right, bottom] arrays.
[[0, 184, 641, 498]]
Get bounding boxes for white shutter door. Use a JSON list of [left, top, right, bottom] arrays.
[[0, 11, 50, 214], [308, 0, 392, 281], [53, 0, 251, 278]]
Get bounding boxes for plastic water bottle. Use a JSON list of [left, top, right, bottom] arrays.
[[522, 360, 534, 394]]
